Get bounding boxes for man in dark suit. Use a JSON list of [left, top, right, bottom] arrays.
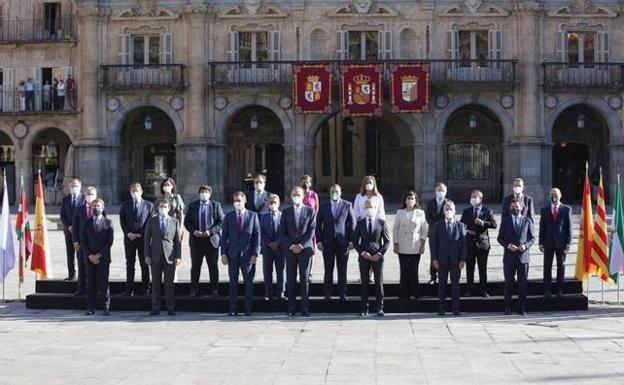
[[425, 182, 449, 285], [316, 184, 355, 301], [431, 201, 467, 316], [82, 199, 114, 316], [353, 198, 389, 316], [246, 173, 272, 214], [184, 185, 224, 297], [145, 199, 182, 316], [72, 186, 103, 296], [279, 186, 316, 317], [220, 191, 261, 316], [260, 194, 285, 300], [460, 190, 497, 297], [119, 183, 154, 296], [60, 178, 82, 284], [539, 187, 572, 298], [501, 177, 535, 221], [498, 198, 535, 315]]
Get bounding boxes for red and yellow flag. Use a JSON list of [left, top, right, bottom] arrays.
[[590, 168, 612, 282], [575, 164, 594, 281], [30, 171, 52, 279], [15, 174, 32, 284]]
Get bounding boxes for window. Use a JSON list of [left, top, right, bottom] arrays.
[[132, 35, 160, 65], [348, 31, 379, 60], [43, 3, 61, 37], [239, 31, 269, 68], [567, 31, 595, 65], [458, 30, 489, 67], [447, 143, 490, 180], [399, 28, 417, 59], [310, 28, 328, 59]]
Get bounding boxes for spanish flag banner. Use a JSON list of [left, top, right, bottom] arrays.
[[30, 171, 52, 279], [575, 163, 594, 281], [590, 168, 612, 282]]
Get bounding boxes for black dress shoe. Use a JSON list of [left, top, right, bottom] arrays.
[[556, 291, 563, 298], [288, 311, 296, 317], [437, 311, 445, 316], [339, 295, 348, 302], [452, 311, 461, 317], [64, 276, 76, 282], [85, 309, 94, 316], [377, 309, 385, 317], [212, 289, 219, 297], [102, 309, 110, 316], [150, 310, 160, 316], [168, 310, 176, 316], [244, 311, 252, 317], [122, 288, 133, 297], [73, 291, 86, 297], [464, 290, 472, 297], [324, 295, 332, 301], [544, 291, 552, 299], [189, 289, 199, 297], [301, 311, 310, 317], [227, 311, 237, 317], [518, 309, 526, 316], [504, 308, 512, 315], [359, 311, 368, 316]]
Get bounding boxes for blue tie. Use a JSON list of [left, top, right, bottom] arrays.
[[134, 201, 140, 217], [200, 203, 207, 232], [160, 218, 167, 238]]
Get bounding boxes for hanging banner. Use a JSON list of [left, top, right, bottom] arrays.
[[293, 64, 333, 114], [389, 63, 430, 113], [341, 64, 383, 117]]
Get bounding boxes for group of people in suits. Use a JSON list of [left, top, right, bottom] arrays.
[[59, 173, 572, 317]]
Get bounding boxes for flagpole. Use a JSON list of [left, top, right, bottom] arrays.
[[1, 168, 5, 302]]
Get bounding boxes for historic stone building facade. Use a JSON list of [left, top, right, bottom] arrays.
[[1, 0, 623, 206]]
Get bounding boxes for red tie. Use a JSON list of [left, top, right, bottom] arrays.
[[87, 206, 93, 219], [237, 213, 243, 232], [552, 206, 558, 221]]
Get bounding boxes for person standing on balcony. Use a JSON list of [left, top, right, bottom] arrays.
[[66, 74, 76, 110], [25, 78, 35, 111], [43, 81, 51, 111], [52, 78, 58, 110], [56, 79, 66, 111], [17, 81, 26, 112]]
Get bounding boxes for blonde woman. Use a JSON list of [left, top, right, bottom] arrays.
[[353, 175, 386, 220], [393, 191, 428, 299]]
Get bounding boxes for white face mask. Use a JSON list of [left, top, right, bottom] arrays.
[[163, 185, 173, 194], [291, 195, 303, 205], [364, 183, 374, 192], [435, 190, 446, 200], [70, 186, 81, 195], [199, 192, 210, 202], [85, 194, 96, 204], [158, 208, 168, 217], [513, 186, 523, 195], [254, 182, 265, 192], [268, 204, 278, 212], [365, 208, 376, 218], [444, 210, 455, 220], [233, 201, 244, 211], [470, 197, 481, 207], [131, 191, 142, 201]]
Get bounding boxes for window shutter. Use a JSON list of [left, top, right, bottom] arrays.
[[555, 30, 567, 62], [378, 30, 392, 60], [598, 31, 609, 63], [227, 31, 239, 62], [3, 68, 13, 111], [119, 33, 130, 65], [270, 30, 281, 61], [336, 30, 348, 60], [488, 29, 503, 68], [31, 67, 42, 110], [447, 29, 459, 60], [159, 32, 172, 64]]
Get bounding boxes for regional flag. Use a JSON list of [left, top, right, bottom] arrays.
[[15, 174, 32, 284], [30, 171, 52, 279], [590, 167, 611, 282], [0, 172, 15, 283], [575, 163, 594, 281], [609, 175, 624, 282]]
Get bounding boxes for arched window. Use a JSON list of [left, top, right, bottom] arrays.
[[447, 143, 490, 180], [399, 28, 417, 59], [309, 28, 328, 59]]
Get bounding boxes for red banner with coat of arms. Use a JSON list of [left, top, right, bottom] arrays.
[[341, 64, 383, 117], [293, 64, 333, 114], [389, 64, 430, 113]]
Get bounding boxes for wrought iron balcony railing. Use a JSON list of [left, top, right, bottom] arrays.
[[100, 64, 187, 90], [542, 62, 624, 90], [0, 18, 76, 44], [0, 88, 78, 114], [207, 59, 518, 88]]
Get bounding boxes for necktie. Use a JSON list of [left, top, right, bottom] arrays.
[[255, 194, 262, 211], [200, 203, 207, 232], [160, 218, 167, 238], [332, 203, 339, 219], [134, 200, 140, 217], [553, 206, 558, 221], [368, 219, 373, 235], [474, 207, 478, 219], [447, 221, 452, 237], [237, 212, 243, 232], [72, 196, 77, 208], [87, 206, 93, 219]]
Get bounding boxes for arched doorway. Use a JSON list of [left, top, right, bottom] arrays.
[[120, 106, 176, 201], [313, 115, 414, 199], [443, 104, 503, 202], [551, 104, 608, 202], [32, 127, 72, 204], [226, 105, 285, 199], [0, 131, 15, 203]]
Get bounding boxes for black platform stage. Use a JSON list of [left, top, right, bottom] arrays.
[[25, 279, 587, 313]]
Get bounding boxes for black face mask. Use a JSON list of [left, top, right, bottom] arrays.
[[510, 208, 520, 216], [93, 208, 103, 217]]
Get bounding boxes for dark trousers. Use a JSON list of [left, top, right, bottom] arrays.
[[151, 260, 176, 312], [504, 258, 529, 310], [63, 229, 76, 278], [228, 257, 255, 312], [543, 248, 566, 294], [358, 257, 384, 311], [190, 238, 219, 293], [287, 253, 312, 313], [26, 91, 34, 111], [262, 248, 285, 297], [398, 253, 421, 299], [466, 244, 489, 293], [437, 261, 461, 313], [86, 260, 110, 311], [322, 242, 349, 298], [124, 238, 150, 293]]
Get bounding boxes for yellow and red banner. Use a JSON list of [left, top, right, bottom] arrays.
[[293, 64, 333, 114], [389, 63, 430, 113], [575, 164, 594, 281], [590, 168, 611, 282], [30, 171, 51, 279], [341, 64, 383, 117]]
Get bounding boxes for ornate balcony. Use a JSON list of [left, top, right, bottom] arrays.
[[0, 18, 76, 44], [542, 62, 624, 90], [100, 64, 187, 91]]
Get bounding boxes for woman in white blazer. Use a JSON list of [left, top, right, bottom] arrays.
[[393, 191, 428, 299]]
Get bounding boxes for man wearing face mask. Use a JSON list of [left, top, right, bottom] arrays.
[[120, 183, 154, 296], [502, 177, 534, 221], [246, 174, 272, 214], [60, 178, 83, 283], [220, 191, 260, 316], [82, 199, 114, 316], [184, 185, 225, 297], [498, 198, 535, 315], [260, 194, 286, 300], [316, 184, 355, 301], [72, 186, 103, 295], [279, 186, 316, 316], [430, 201, 467, 316], [144, 199, 182, 316], [353, 199, 389, 316], [460, 190, 497, 297], [425, 182, 449, 285], [539, 188, 572, 299]]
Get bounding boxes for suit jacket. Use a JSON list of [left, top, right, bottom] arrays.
[[501, 194, 535, 221], [184, 199, 225, 248], [71, 204, 106, 246], [81, 216, 114, 263], [353, 217, 390, 260], [316, 199, 355, 248], [246, 190, 272, 213], [260, 210, 281, 254], [278, 205, 316, 258], [144, 215, 181, 264], [60, 194, 82, 230], [393, 208, 428, 254], [539, 204, 572, 250], [497, 215, 535, 264], [220, 210, 261, 260], [425, 197, 447, 236], [430, 220, 467, 264], [460, 206, 497, 250], [119, 199, 154, 239]]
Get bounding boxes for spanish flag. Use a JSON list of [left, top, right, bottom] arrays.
[[30, 171, 52, 279], [575, 163, 594, 281], [590, 167, 611, 282]]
